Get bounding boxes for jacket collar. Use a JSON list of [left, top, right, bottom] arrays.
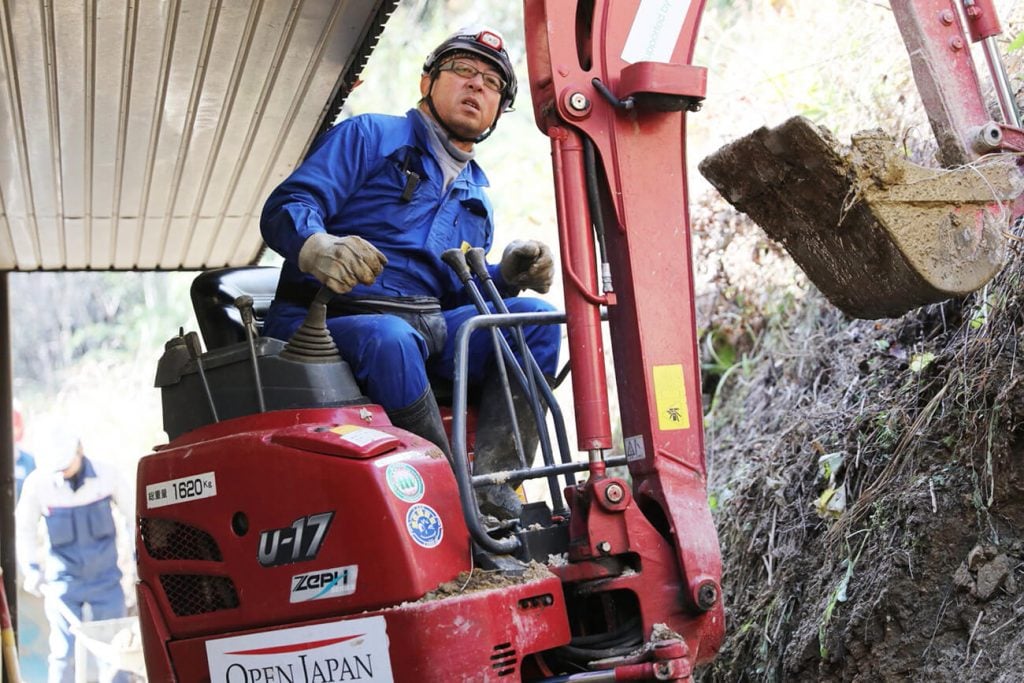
[[80, 456, 97, 479], [402, 108, 490, 188], [47, 455, 96, 487]]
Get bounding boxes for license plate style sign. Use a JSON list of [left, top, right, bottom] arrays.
[[146, 472, 217, 509], [206, 617, 394, 682]]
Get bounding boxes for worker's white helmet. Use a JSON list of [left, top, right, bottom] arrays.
[[35, 427, 83, 473]]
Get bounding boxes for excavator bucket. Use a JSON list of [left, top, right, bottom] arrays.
[[699, 116, 1024, 319]]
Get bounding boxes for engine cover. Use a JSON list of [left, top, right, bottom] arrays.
[[135, 406, 571, 681], [136, 406, 464, 636]]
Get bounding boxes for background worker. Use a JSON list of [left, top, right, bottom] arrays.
[[12, 402, 36, 501], [261, 26, 560, 518], [15, 430, 133, 683]]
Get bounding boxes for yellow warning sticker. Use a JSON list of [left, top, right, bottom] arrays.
[[653, 364, 690, 431], [329, 425, 360, 436]]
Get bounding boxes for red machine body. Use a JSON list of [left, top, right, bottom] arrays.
[[136, 408, 570, 681], [135, 0, 1023, 680]]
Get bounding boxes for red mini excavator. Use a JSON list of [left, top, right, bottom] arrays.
[[135, 1, 1024, 681]]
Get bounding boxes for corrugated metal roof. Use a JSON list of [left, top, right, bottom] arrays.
[[0, 0, 395, 271]]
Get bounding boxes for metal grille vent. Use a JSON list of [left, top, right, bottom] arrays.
[[160, 574, 240, 617], [140, 518, 222, 561], [490, 642, 517, 677]]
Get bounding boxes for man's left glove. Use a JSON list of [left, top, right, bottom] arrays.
[[499, 240, 554, 294], [298, 232, 388, 294]]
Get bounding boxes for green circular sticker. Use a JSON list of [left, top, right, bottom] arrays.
[[386, 462, 425, 503]]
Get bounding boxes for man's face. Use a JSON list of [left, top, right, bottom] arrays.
[[420, 55, 503, 144]]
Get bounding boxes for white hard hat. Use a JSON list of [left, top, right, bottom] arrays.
[[36, 427, 82, 472]]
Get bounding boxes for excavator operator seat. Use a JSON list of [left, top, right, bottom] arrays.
[[190, 266, 280, 351], [160, 265, 364, 441]]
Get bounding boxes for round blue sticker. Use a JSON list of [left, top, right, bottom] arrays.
[[385, 462, 425, 503], [406, 504, 443, 548]]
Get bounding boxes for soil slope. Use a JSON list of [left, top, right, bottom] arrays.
[[694, 202, 1024, 681]]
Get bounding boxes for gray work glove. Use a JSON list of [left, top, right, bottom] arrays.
[[298, 232, 388, 294], [499, 240, 554, 294]]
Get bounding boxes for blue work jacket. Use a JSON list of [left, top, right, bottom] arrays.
[[261, 109, 510, 309]]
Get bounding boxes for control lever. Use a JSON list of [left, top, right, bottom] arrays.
[[312, 286, 334, 308], [465, 248, 536, 376], [183, 329, 219, 423], [441, 249, 525, 469], [463, 248, 563, 481], [439, 248, 474, 287], [280, 286, 342, 361], [441, 249, 570, 517], [235, 295, 266, 413]]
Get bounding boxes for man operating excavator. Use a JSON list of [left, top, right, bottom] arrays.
[[260, 26, 558, 519]]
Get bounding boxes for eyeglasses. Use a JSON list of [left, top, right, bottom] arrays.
[[438, 60, 505, 94]]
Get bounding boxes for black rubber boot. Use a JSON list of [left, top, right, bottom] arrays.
[[388, 389, 452, 462], [473, 374, 549, 520]]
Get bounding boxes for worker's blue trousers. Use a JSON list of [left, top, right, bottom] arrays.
[[44, 579, 129, 683], [265, 297, 560, 411]]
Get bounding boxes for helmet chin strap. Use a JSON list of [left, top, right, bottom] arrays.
[[424, 77, 500, 145]]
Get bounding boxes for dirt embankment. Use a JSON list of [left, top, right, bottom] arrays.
[[692, 200, 1024, 681]]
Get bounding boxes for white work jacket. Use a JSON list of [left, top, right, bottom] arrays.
[[15, 457, 133, 586]]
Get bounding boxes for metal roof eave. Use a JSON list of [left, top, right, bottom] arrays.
[[0, 0, 398, 273]]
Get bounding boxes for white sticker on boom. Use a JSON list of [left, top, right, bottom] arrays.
[[621, 0, 691, 64], [146, 472, 217, 509]]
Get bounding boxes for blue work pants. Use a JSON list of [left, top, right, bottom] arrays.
[[265, 297, 560, 411]]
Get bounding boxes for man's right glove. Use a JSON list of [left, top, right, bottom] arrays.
[[499, 240, 554, 294], [298, 233, 388, 294]]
